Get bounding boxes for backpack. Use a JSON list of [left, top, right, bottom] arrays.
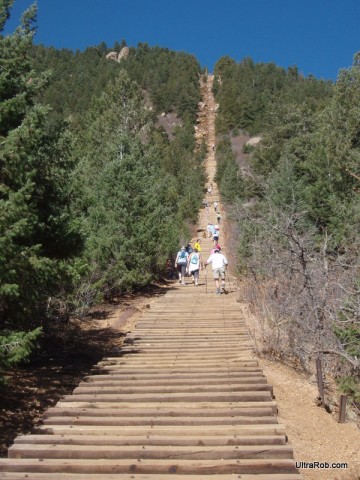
[[191, 253, 199, 264], [178, 251, 187, 263]]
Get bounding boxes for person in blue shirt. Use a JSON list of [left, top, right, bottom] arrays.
[[175, 246, 189, 285]]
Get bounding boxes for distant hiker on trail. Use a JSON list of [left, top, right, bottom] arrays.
[[175, 246, 189, 286], [205, 248, 228, 295], [213, 227, 219, 244], [216, 212, 221, 224], [188, 248, 201, 286], [207, 186, 212, 194], [207, 223, 214, 238], [214, 201, 218, 213], [194, 238, 202, 252]]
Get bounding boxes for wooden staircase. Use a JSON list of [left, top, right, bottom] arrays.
[[0, 287, 302, 479]]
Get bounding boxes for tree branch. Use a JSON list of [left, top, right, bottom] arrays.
[[311, 349, 360, 369]]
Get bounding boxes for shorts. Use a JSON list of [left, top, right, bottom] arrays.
[[191, 269, 199, 279], [213, 267, 225, 279], [177, 263, 187, 276], [213, 236, 219, 241]]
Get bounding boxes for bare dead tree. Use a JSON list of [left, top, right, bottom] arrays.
[[231, 201, 360, 384]]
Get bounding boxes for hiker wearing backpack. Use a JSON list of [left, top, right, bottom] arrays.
[[175, 246, 189, 286], [188, 248, 201, 286], [205, 248, 228, 294]]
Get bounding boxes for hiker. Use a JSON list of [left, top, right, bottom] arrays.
[[214, 201, 218, 213], [186, 243, 193, 254], [188, 248, 201, 286], [217, 211, 221, 224], [205, 248, 228, 294], [207, 223, 213, 238], [194, 238, 202, 252], [210, 243, 221, 255], [175, 246, 189, 285], [207, 186, 212, 194], [213, 227, 219, 244]]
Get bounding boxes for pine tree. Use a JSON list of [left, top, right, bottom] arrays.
[[73, 72, 172, 297], [0, 2, 79, 376]]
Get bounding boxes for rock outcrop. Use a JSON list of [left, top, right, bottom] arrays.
[[106, 51, 118, 60], [245, 136, 262, 147], [118, 46, 130, 61], [106, 47, 130, 63]]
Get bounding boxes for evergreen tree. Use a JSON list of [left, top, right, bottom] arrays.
[[0, 2, 79, 376], [72, 71, 205, 304]]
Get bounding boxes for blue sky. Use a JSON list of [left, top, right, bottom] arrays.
[[3, 0, 360, 80]]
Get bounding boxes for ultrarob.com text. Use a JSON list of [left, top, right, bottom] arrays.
[[296, 461, 348, 469]]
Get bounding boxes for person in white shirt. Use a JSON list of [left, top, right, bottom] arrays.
[[206, 248, 228, 294], [188, 248, 201, 286]]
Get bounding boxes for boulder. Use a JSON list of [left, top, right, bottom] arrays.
[[106, 51, 118, 60], [246, 136, 262, 147], [118, 46, 130, 61]]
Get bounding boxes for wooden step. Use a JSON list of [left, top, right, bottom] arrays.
[[14, 434, 287, 446], [91, 368, 263, 376], [0, 472, 303, 479], [52, 400, 278, 412], [9, 444, 294, 460], [59, 391, 272, 403], [41, 415, 278, 426], [44, 406, 276, 418], [34, 424, 287, 436], [83, 372, 265, 380], [0, 458, 300, 474], [72, 383, 272, 395], [79, 376, 267, 386]]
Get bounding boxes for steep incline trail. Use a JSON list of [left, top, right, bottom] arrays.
[[0, 76, 302, 479]]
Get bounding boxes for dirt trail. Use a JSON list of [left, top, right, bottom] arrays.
[[196, 75, 217, 186]]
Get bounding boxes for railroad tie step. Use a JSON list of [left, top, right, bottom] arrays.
[[0, 458, 301, 475]]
